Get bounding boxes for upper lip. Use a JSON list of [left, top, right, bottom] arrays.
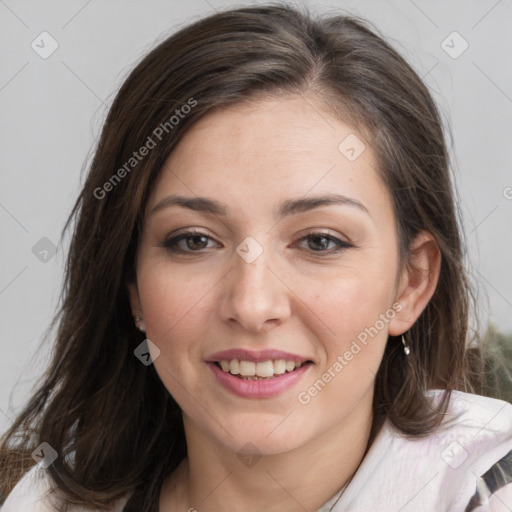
[[206, 348, 312, 363]]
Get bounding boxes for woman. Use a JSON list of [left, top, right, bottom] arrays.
[[1, 3, 511, 511]]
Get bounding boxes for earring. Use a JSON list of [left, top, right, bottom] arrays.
[[401, 334, 411, 355], [134, 315, 146, 332]]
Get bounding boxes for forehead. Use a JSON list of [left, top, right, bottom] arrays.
[[148, 95, 391, 220]]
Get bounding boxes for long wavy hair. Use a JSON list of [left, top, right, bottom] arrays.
[[0, 2, 491, 510]]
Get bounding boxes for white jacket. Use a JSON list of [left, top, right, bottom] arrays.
[[3, 390, 512, 511]]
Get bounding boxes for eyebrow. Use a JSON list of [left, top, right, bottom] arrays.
[[150, 193, 369, 219]]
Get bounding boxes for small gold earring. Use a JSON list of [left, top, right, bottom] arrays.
[[401, 334, 411, 355]]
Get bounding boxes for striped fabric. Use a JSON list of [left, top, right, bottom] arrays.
[[465, 450, 512, 511]]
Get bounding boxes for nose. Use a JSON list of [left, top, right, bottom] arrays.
[[218, 245, 292, 334]]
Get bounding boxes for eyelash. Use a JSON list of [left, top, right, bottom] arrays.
[[161, 230, 353, 255]]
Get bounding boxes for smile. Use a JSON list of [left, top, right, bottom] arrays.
[[207, 360, 313, 398], [216, 359, 305, 379]]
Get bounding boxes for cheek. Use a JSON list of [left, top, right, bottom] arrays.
[[137, 263, 217, 354], [297, 282, 393, 412], [304, 269, 396, 369], [136, 265, 219, 406]]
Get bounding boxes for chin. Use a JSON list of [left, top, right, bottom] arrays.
[[209, 414, 319, 456]]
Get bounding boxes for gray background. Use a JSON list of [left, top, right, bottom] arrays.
[[1, 0, 511, 437]]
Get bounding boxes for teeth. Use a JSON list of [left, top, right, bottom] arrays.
[[229, 359, 240, 375], [239, 361, 256, 376], [274, 359, 286, 375], [217, 359, 307, 378], [256, 361, 274, 378]]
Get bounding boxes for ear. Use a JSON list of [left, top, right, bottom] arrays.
[[127, 280, 146, 332], [388, 230, 441, 336], [127, 280, 142, 313]]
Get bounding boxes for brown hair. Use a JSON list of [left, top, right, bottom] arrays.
[[0, 2, 487, 510]]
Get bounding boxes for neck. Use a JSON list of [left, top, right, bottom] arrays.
[[160, 391, 376, 512]]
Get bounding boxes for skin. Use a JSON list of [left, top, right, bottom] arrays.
[[128, 94, 441, 511]]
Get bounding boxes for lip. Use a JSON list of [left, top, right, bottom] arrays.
[[205, 348, 312, 363], [207, 360, 312, 398]]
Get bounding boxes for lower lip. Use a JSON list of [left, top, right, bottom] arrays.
[[207, 362, 312, 398]]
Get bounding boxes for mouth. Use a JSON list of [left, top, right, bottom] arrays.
[[213, 358, 313, 380], [206, 350, 314, 398]]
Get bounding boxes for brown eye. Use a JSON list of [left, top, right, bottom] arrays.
[[162, 231, 217, 253], [183, 234, 210, 250], [295, 232, 352, 254]]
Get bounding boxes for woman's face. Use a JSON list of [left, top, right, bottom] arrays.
[[129, 94, 410, 455]]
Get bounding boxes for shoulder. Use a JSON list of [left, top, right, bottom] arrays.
[[1, 464, 54, 512], [1, 464, 129, 512], [429, 390, 512, 511], [385, 390, 512, 463], [417, 390, 512, 511], [434, 389, 512, 429], [334, 390, 512, 511], [428, 389, 512, 468]]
